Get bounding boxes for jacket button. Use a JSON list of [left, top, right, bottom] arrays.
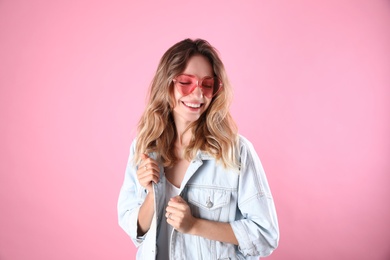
[[206, 197, 213, 208]]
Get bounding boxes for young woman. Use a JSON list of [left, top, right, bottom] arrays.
[[118, 38, 279, 259]]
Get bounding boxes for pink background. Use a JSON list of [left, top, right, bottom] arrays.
[[1, 0, 389, 259]]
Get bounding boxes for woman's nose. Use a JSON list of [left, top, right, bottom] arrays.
[[191, 84, 204, 98]]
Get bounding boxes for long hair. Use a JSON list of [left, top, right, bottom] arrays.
[[134, 38, 239, 169]]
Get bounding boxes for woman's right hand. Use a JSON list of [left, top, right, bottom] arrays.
[[137, 154, 160, 193]]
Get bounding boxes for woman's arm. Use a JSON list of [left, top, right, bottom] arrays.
[[230, 136, 279, 257], [165, 196, 238, 244], [117, 142, 160, 244], [135, 154, 160, 236], [191, 219, 238, 245], [136, 191, 155, 236]]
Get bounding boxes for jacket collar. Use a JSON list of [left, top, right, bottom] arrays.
[[195, 150, 214, 161]]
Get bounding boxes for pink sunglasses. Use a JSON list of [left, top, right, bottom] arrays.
[[173, 74, 223, 98]]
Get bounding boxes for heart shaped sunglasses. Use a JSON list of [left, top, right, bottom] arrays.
[[173, 74, 223, 98]]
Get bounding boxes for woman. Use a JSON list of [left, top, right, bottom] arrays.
[[118, 38, 279, 259]]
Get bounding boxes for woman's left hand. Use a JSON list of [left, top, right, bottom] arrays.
[[165, 196, 196, 234]]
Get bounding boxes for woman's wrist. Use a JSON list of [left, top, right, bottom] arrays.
[[187, 217, 201, 236]]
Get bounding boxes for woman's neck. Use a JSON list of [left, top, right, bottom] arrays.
[[173, 114, 195, 147], [176, 124, 192, 147]]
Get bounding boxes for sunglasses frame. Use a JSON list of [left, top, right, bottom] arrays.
[[172, 74, 223, 98]]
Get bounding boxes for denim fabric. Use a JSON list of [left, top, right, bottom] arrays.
[[117, 135, 279, 259]]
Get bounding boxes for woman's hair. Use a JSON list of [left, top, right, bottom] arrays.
[[134, 38, 239, 169]]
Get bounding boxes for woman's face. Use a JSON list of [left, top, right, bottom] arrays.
[[172, 55, 213, 126]]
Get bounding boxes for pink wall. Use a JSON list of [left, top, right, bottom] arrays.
[[1, 0, 389, 259]]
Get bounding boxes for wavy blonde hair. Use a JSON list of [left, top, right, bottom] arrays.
[[135, 38, 239, 169]]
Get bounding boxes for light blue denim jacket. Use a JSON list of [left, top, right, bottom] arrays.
[[117, 135, 279, 259]]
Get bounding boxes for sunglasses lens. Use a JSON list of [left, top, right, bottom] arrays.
[[201, 77, 217, 98], [175, 75, 195, 95]]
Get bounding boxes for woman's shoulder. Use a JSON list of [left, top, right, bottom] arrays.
[[237, 134, 264, 162], [237, 134, 255, 151]]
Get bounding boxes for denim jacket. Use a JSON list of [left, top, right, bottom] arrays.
[[117, 135, 279, 259]]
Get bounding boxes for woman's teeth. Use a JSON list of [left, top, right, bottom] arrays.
[[184, 102, 201, 108]]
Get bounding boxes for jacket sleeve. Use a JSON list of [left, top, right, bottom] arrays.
[[117, 140, 147, 247], [230, 136, 279, 257]]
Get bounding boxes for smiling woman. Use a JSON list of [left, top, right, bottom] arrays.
[[117, 38, 279, 259], [1, 1, 389, 260], [172, 55, 214, 126]]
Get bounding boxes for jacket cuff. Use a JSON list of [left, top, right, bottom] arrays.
[[231, 220, 261, 256]]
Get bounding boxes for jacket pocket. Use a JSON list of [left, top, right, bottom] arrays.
[[187, 186, 232, 222]]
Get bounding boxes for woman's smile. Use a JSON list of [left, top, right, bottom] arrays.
[[182, 101, 203, 109]]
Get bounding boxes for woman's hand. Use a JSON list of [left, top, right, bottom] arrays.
[[165, 196, 197, 233], [165, 196, 239, 245], [137, 154, 160, 193]]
